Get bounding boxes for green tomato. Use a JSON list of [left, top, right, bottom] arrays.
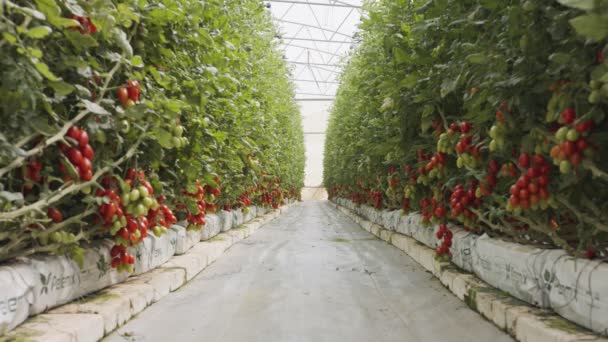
[[136, 203, 147, 216], [119, 120, 130, 134], [555, 126, 569, 142], [559, 160, 572, 174], [120, 216, 127, 226], [138, 185, 149, 198], [150, 199, 159, 210], [95, 130, 107, 144], [129, 189, 140, 202], [153, 225, 163, 237], [121, 193, 130, 206], [111, 220, 123, 235], [81, 186, 92, 195], [589, 90, 601, 104], [566, 128, 579, 142], [172, 136, 182, 148], [174, 125, 184, 137], [489, 140, 498, 152], [51, 232, 62, 243], [142, 196, 154, 208], [590, 80, 601, 90]]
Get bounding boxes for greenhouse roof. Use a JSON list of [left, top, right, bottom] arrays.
[[267, 0, 362, 101]]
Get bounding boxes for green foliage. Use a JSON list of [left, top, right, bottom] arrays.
[[0, 0, 304, 262], [325, 0, 608, 257]]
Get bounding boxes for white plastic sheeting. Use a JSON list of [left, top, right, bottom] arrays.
[[335, 198, 608, 336], [0, 262, 35, 334], [219, 210, 232, 232]]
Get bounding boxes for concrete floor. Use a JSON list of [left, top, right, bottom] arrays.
[[105, 201, 513, 342]]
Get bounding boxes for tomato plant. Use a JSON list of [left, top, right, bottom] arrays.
[[325, 0, 608, 259], [0, 0, 304, 266]]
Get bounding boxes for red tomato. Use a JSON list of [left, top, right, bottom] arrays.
[[81, 144, 95, 160], [117, 87, 129, 105], [68, 148, 84, 166], [47, 208, 63, 223]]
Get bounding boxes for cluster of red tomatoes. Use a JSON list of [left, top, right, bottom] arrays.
[[477, 159, 500, 197], [147, 195, 177, 233], [449, 181, 482, 228], [549, 107, 595, 174], [419, 196, 445, 225], [24, 159, 43, 185], [59, 126, 95, 182], [117, 80, 141, 108], [507, 154, 553, 212], [435, 223, 453, 256], [183, 182, 207, 227], [94, 169, 176, 271], [369, 190, 383, 209]]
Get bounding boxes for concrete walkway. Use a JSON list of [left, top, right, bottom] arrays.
[[105, 201, 513, 342]]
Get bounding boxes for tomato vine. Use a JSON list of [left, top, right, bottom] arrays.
[[324, 0, 608, 259], [0, 0, 304, 266]]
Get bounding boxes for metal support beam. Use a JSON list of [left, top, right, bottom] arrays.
[[275, 19, 354, 39], [283, 44, 343, 57], [266, 0, 360, 8], [281, 37, 353, 44], [289, 61, 341, 67], [293, 79, 339, 84]]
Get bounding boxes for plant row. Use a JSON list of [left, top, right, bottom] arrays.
[[0, 0, 305, 269], [324, 0, 608, 259]]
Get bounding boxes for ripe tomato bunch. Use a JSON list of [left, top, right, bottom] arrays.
[[69, 15, 97, 35], [477, 160, 500, 197], [23, 159, 43, 188], [436, 125, 460, 154], [121, 169, 170, 237], [420, 152, 447, 182], [93, 178, 137, 272], [449, 182, 481, 228], [147, 195, 177, 236], [110, 244, 134, 271], [117, 80, 140, 108], [419, 196, 443, 225], [369, 190, 383, 209], [205, 184, 221, 203], [435, 223, 453, 256], [183, 182, 207, 229], [239, 192, 251, 214], [455, 122, 481, 169], [59, 126, 95, 182], [506, 154, 554, 213], [549, 107, 595, 174]]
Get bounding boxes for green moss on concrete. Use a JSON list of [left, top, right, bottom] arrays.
[[465, 286, 480, 312], [543, 315, 588, 334], [89, 291, 121, 304], [330, 237, 350, 243], [209, 235, 226, 241], [0, 331, 39, 342]]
